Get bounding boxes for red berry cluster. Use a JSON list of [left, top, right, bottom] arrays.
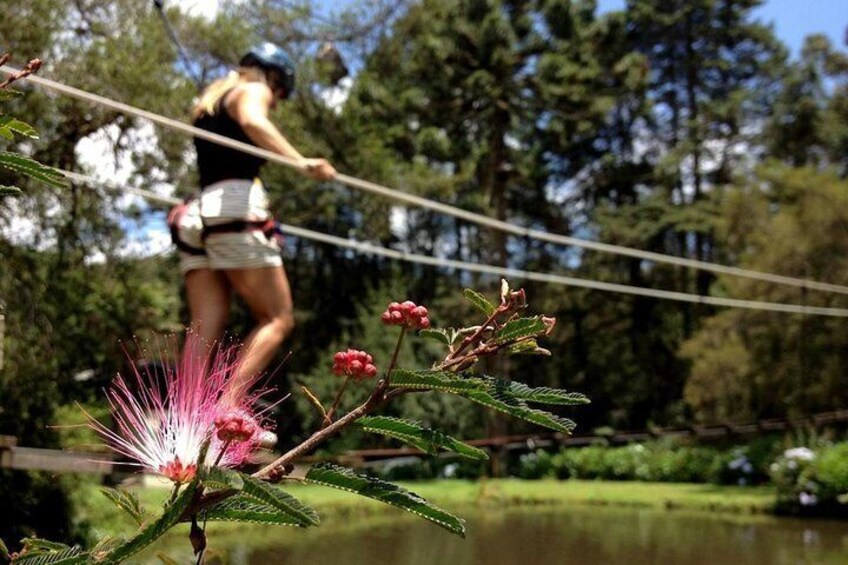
[[214, 410, 259, 443], [380, 301, 430, 329], [332, 349, 378, 381]]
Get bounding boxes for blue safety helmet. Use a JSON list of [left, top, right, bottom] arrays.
[[240, 42, 296, 99]]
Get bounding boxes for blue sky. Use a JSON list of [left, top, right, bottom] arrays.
[[598, 0, 846, 56]]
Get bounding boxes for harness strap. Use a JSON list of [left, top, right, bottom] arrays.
[[201, 219, 278, 242], [167, 199, 206, 256]]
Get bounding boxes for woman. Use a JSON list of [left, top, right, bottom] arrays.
[[172, 42, 335, 407]]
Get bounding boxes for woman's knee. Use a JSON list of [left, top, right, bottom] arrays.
[[266, 309, 295, 341]]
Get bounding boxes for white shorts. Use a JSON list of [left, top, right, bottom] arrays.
[[171, 179, 283, 275]]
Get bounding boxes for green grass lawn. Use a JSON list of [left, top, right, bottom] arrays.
[[73, 477, 776, 541]]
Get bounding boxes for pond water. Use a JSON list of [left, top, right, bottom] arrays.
[[216, 505, 848, 565]]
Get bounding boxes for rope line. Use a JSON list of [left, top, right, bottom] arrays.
[[60, 170, 848, 318], [5, 65, 848, 297]]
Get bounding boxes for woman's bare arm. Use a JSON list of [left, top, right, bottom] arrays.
[[226, 82, 336, 180]]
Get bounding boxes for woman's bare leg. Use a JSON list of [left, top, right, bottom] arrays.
[[223, 265, 294, 399], [184, 268, 232, 353]]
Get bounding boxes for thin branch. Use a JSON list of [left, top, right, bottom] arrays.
[[324, 376, 350, 425], [300, 385, 328, 422]]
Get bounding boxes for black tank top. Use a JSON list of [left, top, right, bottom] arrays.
[[194, 89, 266, 188]]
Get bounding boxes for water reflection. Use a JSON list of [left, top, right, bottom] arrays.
[[223, 506, 848, 565]]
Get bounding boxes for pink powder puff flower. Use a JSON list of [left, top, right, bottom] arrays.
[[85, 338, 272, 483]]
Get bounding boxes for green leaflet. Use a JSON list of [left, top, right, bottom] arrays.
[[462, 386, 577, 433], [391, 369, 578, 433], [0, 185, 22, 196], [100, 480, 198, 564], [0, 116, 38, 139], [202, 494, 305, 527], [305, 463, 466, 537], [204, 468, 319, 527], [0, 538, 8, 560], [494, 317, 547, 344], [418, 328, 452, 345], [12, 540, 88, 565], [19, 540, 71, 552], [0, 152, 65, 188], [389, 368, 489, 393], [202, 466, 244, 490], [463, 288, 496, 316], [101, 488, 148, 525], [480, 376, 590, 406], [354, 416, 488, 461]]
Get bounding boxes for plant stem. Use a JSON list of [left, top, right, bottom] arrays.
[[445, 308, 502, 363], [169, 483, 180, 504], [252, 387, 387, 479], [324, 376, 350, 426], [386, 326, 407, 383], [212, 439, 232, 467], [301, 385, 328, 422]]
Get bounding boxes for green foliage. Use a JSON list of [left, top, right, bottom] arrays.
[[389, 369, 579, 433], [0, 115, 39, 140], [203, 468, 319, 527], [0, 148, 64, 193], [304, 463, 465, 537], [459, 386, 576, 433], [493, 317, 547, 344], [683, 166, 848, 422], [12, 539, 87, 565], [100, 489, 147, 526], [512, 440, 782, 485], [389, 369, 489, 394], [98, 481, 197, 564], [353, 416, 488, 460], [462, 288, 496, 316], [479, 376, 590, 406], [201, 495, 305, 527], [813, 444, 848, 501]]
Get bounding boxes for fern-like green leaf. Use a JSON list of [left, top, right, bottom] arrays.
[[202, 466, 244, 490], [0, 538, 8, 560], [480, 376, 590, 406], [19, 540, 70, 553], [204, 468, 318, 526], [389, 368, 488, 394], [12, 541, 87, 565], [494, 317, 547, 344], [0, 152, 65, 188], [202, 494, 305, 527], [238, 472, 319, 526], [354, 416, 488, 460], [0, 185, 22, 196], [418, 328, 452, 345], [0, 116, 38, 139], [461, 387, 576, 433], [101, 487, 148, 525], [305, 463, 466, 537], [463, 288, 496, 316], [100, 480, 198, 564]]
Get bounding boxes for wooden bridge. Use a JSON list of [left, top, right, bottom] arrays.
[[3, 409, 848, 475]]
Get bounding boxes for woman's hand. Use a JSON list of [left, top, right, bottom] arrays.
[[302, 158, 337, 181]]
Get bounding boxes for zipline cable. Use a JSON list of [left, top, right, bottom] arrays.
[[60, 169, 848, 318], [5, 66, 848, 296], [152, 0, 203, 90]]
